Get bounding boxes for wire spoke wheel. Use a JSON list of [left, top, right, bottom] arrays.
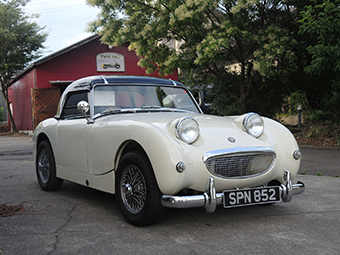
[[116, 152, 164, 226], [38, 148, 51, 184], [120, 165, 147, 214], [36, 140, 63, 191]]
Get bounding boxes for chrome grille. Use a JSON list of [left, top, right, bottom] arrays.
[[204, 148, 275, 179]]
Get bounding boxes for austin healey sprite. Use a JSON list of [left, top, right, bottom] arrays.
[[33, 75, 305, 226]]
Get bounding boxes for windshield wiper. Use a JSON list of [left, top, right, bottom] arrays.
[[98, 106, 190, 118], [95, 107, 137, 119], [138, 106, 190, 113], [141, 105, 161, 109], [101, 107, 122, 115]]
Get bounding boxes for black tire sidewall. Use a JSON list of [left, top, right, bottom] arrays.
[[116, 151, 164, 226]]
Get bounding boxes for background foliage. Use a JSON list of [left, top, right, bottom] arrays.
[[299, 0, 340, 123], [0, 107, 4, 122], [88, 0, 339, 127], [87, 0, 339, 125], [88, 0, 302, 115]]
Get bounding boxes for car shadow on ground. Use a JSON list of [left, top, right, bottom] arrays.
[[51, 181, 298, 227]]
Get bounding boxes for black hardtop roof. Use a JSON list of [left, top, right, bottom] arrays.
[[68, 75, 184, 91], [104, 75, 183, 85]]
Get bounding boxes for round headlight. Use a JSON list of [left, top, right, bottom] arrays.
[[175, 117, 200, 144], [242, 113, 264, 138]]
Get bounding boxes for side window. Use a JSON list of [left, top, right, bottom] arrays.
[[61, 91, 89, 119]]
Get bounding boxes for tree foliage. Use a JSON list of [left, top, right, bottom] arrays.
[[0, 107, 4, 122], [88, 0, 339, 124], [0, 0, 47, 131], [88, 0, 301, 116], [300, 0, 340, 77], [299, 0, 340, 123]]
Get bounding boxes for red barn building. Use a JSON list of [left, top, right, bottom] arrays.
[[8, 34, 178, 132]]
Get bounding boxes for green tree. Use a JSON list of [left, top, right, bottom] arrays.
[[0, 0, 47, 132], [0, 107, 4, 122], [299, 0, 340, 122], [88, 0, 299, 116]]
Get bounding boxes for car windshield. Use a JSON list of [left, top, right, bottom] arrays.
[[93, 85, 200, 115]]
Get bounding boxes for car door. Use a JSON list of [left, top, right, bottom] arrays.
[[55, 91, 90, 174]]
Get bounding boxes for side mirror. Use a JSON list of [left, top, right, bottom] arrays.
[[77, 101, 93, 124], [77, 101, 90, 114], [198, 90, 212, 114]]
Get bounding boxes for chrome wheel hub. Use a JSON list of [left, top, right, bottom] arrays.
[[123, 183, 133, 196]]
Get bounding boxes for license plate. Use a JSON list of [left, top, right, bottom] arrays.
[[223, 186, 281, 208]]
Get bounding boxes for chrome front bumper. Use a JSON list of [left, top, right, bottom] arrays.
[[161, 170, 305, 212]]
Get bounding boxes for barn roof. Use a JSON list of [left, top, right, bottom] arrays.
[[9, 34, 101, 85]]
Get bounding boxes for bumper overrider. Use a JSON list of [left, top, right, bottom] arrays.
[[161, 170, 305, 212]]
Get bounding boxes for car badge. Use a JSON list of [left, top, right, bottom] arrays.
[[228, 137, 236, 143]]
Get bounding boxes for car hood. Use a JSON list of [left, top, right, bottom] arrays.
[[92, 111, 299, 194], [97, 111, 269, 150]]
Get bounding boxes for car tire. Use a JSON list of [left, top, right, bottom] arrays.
[[116, 151, 164, 226], [36, 140, 63, 191]]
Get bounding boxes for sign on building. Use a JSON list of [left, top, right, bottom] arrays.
[[96, 52, 125, 72]]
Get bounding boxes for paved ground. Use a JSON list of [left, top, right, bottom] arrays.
[[0, 135, 340, 254], [299, 146, 340, 177], [0, 135, 33, 155]]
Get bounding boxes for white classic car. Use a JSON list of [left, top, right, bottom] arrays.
[[33, 75, 305, 226]]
